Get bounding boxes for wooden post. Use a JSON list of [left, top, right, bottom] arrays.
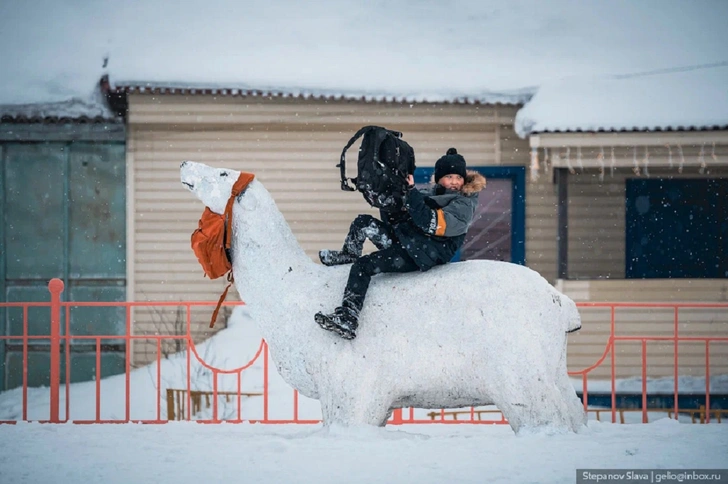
[[166, 389, 176, 421]]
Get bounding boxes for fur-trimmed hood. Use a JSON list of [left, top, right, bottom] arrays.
[[462, 170, 486, 195], [430, 170, 486, 196]]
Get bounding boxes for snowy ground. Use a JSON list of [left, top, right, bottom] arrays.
[[1, 307, 727, 483], [1, 419, 727, 484]]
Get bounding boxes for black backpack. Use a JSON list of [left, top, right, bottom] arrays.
[[337, 126, 416, 212]]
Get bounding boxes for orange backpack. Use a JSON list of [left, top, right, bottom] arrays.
[[191, 172, 255, 327]]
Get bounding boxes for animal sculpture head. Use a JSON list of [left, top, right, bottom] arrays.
[[180, 161, 243, 214]]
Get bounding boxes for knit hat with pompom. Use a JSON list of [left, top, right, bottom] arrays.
[[434, 148, 467, 183]]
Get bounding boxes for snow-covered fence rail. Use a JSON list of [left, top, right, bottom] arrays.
[[1, 279, 727, 425]]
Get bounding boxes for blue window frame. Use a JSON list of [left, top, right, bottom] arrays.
[[625, 178, 728, 278], [414, 166, 525, 265]]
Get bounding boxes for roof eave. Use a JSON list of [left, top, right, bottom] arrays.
[[110, 80, 532, 106]]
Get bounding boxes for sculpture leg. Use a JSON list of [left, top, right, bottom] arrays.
[[554, 339, 587, 431], [319, 378, 391, 427], [488, 352, 574, 435]]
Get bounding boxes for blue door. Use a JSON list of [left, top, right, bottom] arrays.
[[626, 178, 728, 278], [1, 141, 127, 391], [415, 166, 525, 264]]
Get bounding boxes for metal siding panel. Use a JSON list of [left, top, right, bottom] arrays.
[[568, 175, 626, 279], [66, 142, 127, 384], [5, 286, 54, 338], [127, 98, 529, 366], [562, 279, 728, 302], [127, 97, 727, 378], [3, 143, 67, 391], [564, 166, 728, 279], [0, 143, 4, 389], [499, 124, 530, 166], [534, 133, 728, 152], [562, 281, 728, 378], [2, 140, 127, 391], [5, 143, 67, 279], [128, 95, 507, 127], [0, 123, 125, 142], [69, 142, 126, 279], [68, 285, 126, 341], [522, 145, 558, 281], [130, 122, 502, 309]]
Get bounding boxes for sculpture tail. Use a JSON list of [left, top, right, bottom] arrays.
[[562, 296, 582, 333]]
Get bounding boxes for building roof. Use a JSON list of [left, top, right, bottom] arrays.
[[1, 0, 727, 121], [109, 81, 531, 105], [514, 64, 728, 137], [0, 98, 117, 124]]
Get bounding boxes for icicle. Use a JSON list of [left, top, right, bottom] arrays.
[[566, 147, 575, 174], [711, 142, 718, 163], [610, 146, 616, 177], [530, 148, 540, 182], [543, 147, 550, 176], [665, 144, 673, 168], [552, 148, 561, 170], [643, 146, 650, 177], [698, 143, 706, 174], [597, 147, 605, 182], [576, 146, 584, 172], [677, 144, 685, 173], [632, 146, 640, 175]]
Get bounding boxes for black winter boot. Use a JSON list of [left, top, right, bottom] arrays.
[[318, 250, 357, 266], [314, 307, 359, 339]]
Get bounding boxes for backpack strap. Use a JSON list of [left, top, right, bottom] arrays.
[[209, 172, 255, 328], [222, 212, 232, 264], [337, 125, 378, 192], [223, 173, 255, 262], [210, 273, 234, 328]]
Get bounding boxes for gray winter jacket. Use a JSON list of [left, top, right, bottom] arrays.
[[388, 171, 487, 270]]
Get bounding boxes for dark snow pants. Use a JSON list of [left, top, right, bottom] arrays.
[[343, 214, 395, 255], [341, 215, 419, 318]]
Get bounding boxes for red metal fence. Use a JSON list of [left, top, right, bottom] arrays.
[[0, 279, 726, 425]]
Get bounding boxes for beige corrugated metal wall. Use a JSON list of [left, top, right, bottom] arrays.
[[542, 143, 728, 379], [523, 144, 728, 283], [565, 151, 728, 280], [126, 93, 727, 382], [522, 154, 558, 283], [126, 94, 526, 365], [563, 279, 728, 378]]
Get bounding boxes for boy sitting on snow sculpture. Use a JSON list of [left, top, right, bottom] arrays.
[[316, 148, 487, 339]]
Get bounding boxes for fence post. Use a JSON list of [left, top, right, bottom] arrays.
[[391, 408, 403, 425], [48, 278, 64, 423]]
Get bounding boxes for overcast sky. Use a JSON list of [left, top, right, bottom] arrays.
[[1, 0, 727, 105]]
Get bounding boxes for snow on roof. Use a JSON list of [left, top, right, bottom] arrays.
[[0, 98, 116, 123], [1, 0, 727, 121], [110, 81, 533, 105], [514, 64, 728, 137]]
